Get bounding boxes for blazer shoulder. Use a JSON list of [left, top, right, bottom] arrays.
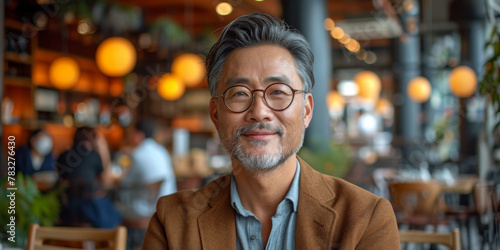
[[155, 174, 232, 219], [325, 174, 383, 204]]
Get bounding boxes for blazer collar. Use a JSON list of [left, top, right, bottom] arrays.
[[198, 175, 237, 250], [197, 157, 338, 250], [296, 157, 338, 249]]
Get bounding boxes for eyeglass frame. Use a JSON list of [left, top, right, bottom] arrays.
[[212, 83, 309, 113]]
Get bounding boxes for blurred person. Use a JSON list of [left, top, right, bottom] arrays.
[[15, 129, 56, 176], [56, 126, 121, 228], [143, 13, 399, 249], [118, 119, 177, 250], [120, 119, 177, 218]]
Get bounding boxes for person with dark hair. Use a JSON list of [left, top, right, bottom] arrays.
[[57, 126, 121, 228], [16, 129, 56, 176], [143, 13, 399, 249]]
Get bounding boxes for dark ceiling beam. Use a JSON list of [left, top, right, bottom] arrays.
[[327, 0, 376, 19]]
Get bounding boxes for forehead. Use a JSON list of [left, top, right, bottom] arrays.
[[220, 45, 301, 88]]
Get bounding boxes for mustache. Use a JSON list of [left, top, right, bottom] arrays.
[[235, 123, 284, 138]]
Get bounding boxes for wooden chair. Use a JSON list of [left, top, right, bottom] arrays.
[[389, 181, 448, 230], [399, 228, 461, 250], [27, 223, 127, 250]]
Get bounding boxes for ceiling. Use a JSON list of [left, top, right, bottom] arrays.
[[116, 0, 382, 36]]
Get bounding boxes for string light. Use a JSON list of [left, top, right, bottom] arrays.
[[324, 18, 335, 30]]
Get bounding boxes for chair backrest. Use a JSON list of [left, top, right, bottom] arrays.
[[27, 223, 127, 250], [389, 181, 443, 216], [399, 229, 461, 250]]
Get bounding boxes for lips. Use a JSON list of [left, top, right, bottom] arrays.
[[243, 130, 278, 140], [235, 123, 284, 142]]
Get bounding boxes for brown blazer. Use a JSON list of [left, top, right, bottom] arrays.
[[142, 157, 400, 249]]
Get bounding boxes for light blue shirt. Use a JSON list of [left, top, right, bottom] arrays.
[[231, 160, 300, 250]]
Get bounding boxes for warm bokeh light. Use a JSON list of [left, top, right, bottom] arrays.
[[96, 37, 137, 77], [216, 2, 233, 16], [330, 27, 344, 39], [324, 18, 335, 30], [364, 51, 377, 64], [327, 90, 345, 118], [77, 20, 91, 35], [355, 49, 368, 60], [449, 65, 477, 98], [157, 73, 185, 101], [49, 57, 80, 89], [338, 34, 351, 44], [353, 70, 381, 102], [375, 98, 394, 119], [327, 91, 345, 111], [171, 53, 206, 87], [346, 39, 360, 53], [407, 76, 431, 103]]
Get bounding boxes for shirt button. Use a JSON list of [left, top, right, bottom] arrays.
[[250, 235, 256, 240]]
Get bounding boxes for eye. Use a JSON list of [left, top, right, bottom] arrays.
[[226, 88, 250, 99], [269, 90, 285, 96], [234, 91, 249, 97]]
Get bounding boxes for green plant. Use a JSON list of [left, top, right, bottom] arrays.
[[479, 24, 500, 130], [299, 141, 353, 178], [0, 173, 62, 248]]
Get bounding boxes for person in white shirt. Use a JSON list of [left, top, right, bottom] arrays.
[[120, 119, 177, 219]]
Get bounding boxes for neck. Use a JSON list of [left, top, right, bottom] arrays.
[[232, 154, 297, 216]]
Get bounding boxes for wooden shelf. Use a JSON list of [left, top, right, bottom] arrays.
[[5, 52, 33, 64], [4, 76, 33, 87]]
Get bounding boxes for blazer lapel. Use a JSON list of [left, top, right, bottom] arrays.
[[296, 158, 338, 249], [198, 176, 237, 250]]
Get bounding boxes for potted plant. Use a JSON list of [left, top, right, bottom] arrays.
[[0, 173, 62, 248]]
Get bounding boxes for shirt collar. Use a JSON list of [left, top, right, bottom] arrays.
[[230, 158, 301, 215]]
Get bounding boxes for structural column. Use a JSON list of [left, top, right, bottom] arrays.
[[395, 35, 421, 163], [282, 0, 332, 152]]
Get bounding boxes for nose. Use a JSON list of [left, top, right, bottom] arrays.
[[245, 90, 273, 122]]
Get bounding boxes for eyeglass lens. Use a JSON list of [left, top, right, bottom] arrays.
[[223, 83, 296, 112]]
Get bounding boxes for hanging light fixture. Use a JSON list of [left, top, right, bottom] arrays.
[[157, 73, 185, 101], [171, 53, 206, 87], [353, 70, 381, 103], [449, 65, 477, 98], [49, 57, 80, 89], [96, 37, 137, 77], [407, 76, 431, 103]]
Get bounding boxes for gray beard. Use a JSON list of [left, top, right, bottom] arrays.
[[220, 122, 304, 173]]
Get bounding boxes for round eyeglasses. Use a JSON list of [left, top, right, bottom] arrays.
[[214, 83, 308, 113]]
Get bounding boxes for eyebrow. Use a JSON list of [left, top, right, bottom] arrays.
[[224, 76, 292, 87]]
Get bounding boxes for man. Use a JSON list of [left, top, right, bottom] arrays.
[[121, 119, 177, 219], [143, 13, 399, 249]]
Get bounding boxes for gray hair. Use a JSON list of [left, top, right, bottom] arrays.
[[206, 12, 314, 96]]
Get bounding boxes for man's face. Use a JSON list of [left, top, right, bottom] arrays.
[[209, 45, 313, 172]]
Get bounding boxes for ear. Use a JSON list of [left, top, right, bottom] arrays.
[[209, 98, 219, 128], [303, 93, 314, 129]]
